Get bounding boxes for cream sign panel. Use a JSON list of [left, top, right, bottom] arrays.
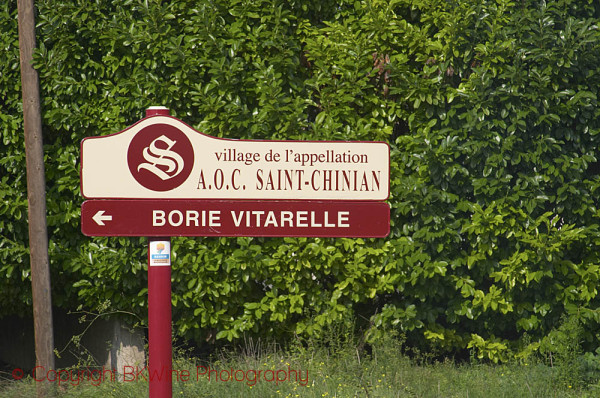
[[81, 116, 390, 200]]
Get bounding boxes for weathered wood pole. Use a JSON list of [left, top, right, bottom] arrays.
[[17, 0, 55, 396]]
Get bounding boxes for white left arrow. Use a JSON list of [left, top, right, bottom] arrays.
[[92, 210, 113, 226]]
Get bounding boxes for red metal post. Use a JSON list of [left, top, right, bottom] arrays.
[[148, 237, 172, 398]]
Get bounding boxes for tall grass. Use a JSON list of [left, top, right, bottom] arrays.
[[1, 329, 599, 397]]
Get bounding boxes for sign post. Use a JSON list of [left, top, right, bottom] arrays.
[[80, 107, 391, 397], [147, 237, 172, 398], [18, 2, 55, 397]]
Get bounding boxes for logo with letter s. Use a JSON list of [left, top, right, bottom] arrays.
[[127, 124, 194, 192], [138, 135, 185, 180]]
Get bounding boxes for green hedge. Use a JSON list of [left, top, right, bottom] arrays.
[[3, 0, 600, 361]]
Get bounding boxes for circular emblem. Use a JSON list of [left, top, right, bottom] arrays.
[[127, 124, 194, 191]]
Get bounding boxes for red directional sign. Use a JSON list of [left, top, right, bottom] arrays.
[[81, 199, 389, 238]]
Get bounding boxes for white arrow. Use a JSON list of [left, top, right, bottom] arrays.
[[92, 210, 113, 226]]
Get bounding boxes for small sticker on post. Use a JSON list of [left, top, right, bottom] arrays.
[[149, 240, 171, 266]]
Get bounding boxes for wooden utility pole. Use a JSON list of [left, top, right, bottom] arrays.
[[17, 0, 55, 396]]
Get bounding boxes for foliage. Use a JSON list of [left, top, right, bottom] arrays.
[[0, 1, 32, 314], [370, 0, 600, 359], [537, 313, 600, 389], [3, 0, 600, 362], [540, 314, 585, 388]]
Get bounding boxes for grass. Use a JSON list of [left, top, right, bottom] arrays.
[[1, 334, 599, 397]]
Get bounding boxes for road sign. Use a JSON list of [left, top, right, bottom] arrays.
[[80, 113, 389, 201], [81, 199, 390, 238], [80, 107, 391, 398]]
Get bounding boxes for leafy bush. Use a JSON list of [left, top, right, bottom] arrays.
[[3, 0, 600, 361]]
